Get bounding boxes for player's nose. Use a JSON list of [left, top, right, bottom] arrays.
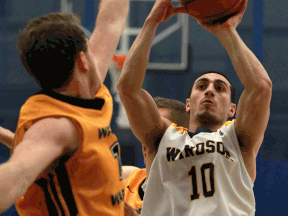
[[204, 85, 215, 97]]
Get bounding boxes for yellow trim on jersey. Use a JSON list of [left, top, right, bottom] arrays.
[[221, 120, 235, 128], [171, 123, 188, 134]]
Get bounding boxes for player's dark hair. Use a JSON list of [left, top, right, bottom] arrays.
[[17, 13, 88, 90], [188, 71, 236, 103], [154, 96, 190, 128]]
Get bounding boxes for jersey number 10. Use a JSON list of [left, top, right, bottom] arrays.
[[188, 162, 215, 201]]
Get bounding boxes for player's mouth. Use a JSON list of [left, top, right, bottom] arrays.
[[201, 99, 215, 105]]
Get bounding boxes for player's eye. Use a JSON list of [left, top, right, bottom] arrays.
[[216, 85, 224, 91], [198, 84, 204, 89]]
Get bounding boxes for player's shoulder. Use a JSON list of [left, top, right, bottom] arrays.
[[95, 83, 111, 98], [24, 117, 79, 150], [170, 123, 189, 134], [124, 168, 146, 184], [220, 119, 235, 128]]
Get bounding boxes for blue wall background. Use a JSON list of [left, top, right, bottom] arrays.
[[0, 0, 287, 215]]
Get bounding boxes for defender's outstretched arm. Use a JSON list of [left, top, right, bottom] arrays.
[[89, 0, 129, 82]]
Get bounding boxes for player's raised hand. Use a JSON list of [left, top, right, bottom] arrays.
[[197, 0, 247, 35], [147, 0, 187, 24]]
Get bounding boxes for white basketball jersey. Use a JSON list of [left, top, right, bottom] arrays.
[[142, 122, 255, 216]]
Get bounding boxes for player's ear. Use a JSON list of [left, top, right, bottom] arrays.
[[75, 51, 89, 72], [186, 99, 191, 113], [228, 103, 236, 117]]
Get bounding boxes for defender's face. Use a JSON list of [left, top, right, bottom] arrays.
[[186, 73, 234, 124]]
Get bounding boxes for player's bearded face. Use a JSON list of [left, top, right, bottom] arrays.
[[188, 73, 233, 128]]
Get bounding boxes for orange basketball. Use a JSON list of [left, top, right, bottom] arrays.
[[180, 0, 246, 25]]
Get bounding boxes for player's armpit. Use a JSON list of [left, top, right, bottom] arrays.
[[0, 126, 15, 148], [0, 117, 80, 213]]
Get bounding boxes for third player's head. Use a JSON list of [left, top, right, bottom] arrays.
[[142, 97, 189, 167], [186, 71, 236, 131], [17, 13, 98, 91]]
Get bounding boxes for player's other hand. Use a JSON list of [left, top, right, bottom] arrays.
[[197, 0, 247, 35], [147, 0, 187, 24], [124, 202, 140, 216]]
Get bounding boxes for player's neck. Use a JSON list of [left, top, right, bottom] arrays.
[[188, 121, 221, 133], [54, 70, 101, 99]]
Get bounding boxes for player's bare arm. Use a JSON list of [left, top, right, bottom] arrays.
[[199, 1, 272, 182], [0, 117, 80, 213], [0, 126, 14, 148], [117, 0, 186, 150], [89, 0, 129, 82]]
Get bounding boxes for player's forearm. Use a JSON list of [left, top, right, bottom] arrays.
[[216, 29, 272, 90], [0, 127, 15, 148], [117, 19, 158, 94], [96, 0, 129, 32], [0, 163, 29, 213]]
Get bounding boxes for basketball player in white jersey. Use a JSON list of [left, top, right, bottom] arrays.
[[117, 0, 272, 215]]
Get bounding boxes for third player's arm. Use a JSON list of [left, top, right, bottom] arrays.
[[89, 0, 129, 82], [214, 10, 272, 181], [0, 126, 14, 148]]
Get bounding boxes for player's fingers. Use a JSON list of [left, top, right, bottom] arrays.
[[174, 5, 188, 14], [238, 0, 248, 16]]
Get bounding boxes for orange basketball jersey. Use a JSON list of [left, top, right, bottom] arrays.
[[124, 168, 146, 214], [13, 84, 124, 216]]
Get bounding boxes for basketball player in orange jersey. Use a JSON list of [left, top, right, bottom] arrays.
[[0, 0, 129, 215], [118, 0, 272, 215], [0, 97, 189, 215]]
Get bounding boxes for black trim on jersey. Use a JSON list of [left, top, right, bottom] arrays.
[[188, 127, 212, 138], [35, 90, 105, 110], [35, 178, 59, 215], [55, 161, 78, 216], [48, 173, 66, 215], [35, 157, 78, 216], [138, 179, 146, 201]]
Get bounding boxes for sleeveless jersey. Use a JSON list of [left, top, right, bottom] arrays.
[[13, 84, 124, 216], [124, 168, 146, 214], [142, 122, 255, 216]]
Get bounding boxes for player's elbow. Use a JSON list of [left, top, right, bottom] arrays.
[[117, 78, 135, 96], [254, 78, 272, 99]]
